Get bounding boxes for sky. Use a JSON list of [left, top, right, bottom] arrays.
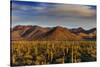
[[11, 0, 96, 30]]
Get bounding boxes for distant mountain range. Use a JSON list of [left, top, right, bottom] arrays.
[[11, 25, 96, 41]]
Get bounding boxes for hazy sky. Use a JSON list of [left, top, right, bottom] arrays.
[[11, 0, 96, 30]]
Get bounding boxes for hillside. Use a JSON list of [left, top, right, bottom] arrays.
[[11, 25, 96, 41]]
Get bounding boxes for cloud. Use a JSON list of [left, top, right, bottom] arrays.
[[11, 3, 96, 23], [46, 4, 96, 18], [11, 1, 96, 18], [11, 1, 96, 29], [12, 2, 46, 12]]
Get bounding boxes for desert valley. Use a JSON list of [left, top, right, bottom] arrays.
[[11, 25, 96, 66]]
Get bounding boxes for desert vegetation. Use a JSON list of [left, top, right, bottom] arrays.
[[11, 40, 96, 66]]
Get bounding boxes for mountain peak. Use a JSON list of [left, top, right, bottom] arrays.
[[49, 26, 66, 33], [43, 26, 81, 41], [70, 27, 85, 34], [77, 27, 84, 31], [53, 26, 68, 31], [56, 25, 63, 28]]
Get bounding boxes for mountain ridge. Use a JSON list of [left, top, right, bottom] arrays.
[[11, 25, 96, 41]]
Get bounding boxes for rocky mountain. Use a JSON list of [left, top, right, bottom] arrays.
[[70, 27, 86, 34], [70, 27, 96, 40], [11, 25, 96, 41], [40, 26, 81, 41]]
